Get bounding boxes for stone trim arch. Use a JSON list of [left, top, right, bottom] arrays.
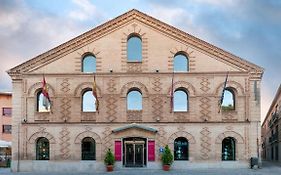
[[167, 81, 196, 96], [74, 82, 102, 97], [215, 131, 244, 144], [28, 131, 56, 144], [74, 131, 102, 144], [27, 82, 55, 97], [168, 131, 196, 144], [120, 81, 149, 97], [168, 46, 196, 72], [215, 80, 244, 96]]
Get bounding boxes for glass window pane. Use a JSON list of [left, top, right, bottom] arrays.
[[222, 137, 236, 161], [174, 54, 188, 72], [2, 125, 12, 133], [3, 108, 12, 116], [82, 137, 96, 160], [174, 90, 188, 111], [37, 92, 50, 112], [222, 90, 234, 110], [127, 36, 142, 62], [174, 137, 189, 160], [36, 137, 49, 160], [83, 91, 96, 112], [127, 90, 142, 110], [83, 55, 96, 73]]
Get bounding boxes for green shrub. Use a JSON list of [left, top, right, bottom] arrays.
[[104, 148, 115, 165], [161, 145, 174, 165]]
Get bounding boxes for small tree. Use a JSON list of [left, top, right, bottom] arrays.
[[104, 149, 115, 166], [161, 145, 173, 165]]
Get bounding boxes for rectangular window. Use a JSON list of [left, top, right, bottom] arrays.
[[2, 108, 12, 116], [2, 125, 12, 133]]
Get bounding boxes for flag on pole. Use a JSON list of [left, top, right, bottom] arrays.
[[170, 72, 174, 113], [218, 72, 229, 113], [42, 75, 51, 110], [92, 75, 99, 113]]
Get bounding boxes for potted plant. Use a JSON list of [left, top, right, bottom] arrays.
[[104, 148, 115, 172], [161, 145, 174, 171]]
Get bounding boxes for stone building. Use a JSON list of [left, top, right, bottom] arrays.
[[262, 85, 281, 163], [8, 10, 263, 172], [0, 92, 12, 142]]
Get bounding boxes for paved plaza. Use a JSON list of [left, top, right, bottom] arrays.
[[0, 162, 281, 175]]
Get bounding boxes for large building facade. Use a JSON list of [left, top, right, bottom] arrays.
[[8, 10, 263, 172], [262, 85, 281, 164]]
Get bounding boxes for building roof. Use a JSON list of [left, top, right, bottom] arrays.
[[7, 9, 263, 78], [0, 92, 12, 96]]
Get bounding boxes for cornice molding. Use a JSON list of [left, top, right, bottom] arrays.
[[7, 9, 264, 78]]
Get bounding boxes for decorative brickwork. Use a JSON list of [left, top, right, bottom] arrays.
[[151, 96, 163, 121], [102, 127, 113, 154], [60, 79, 71, 121], [127, 110, 142, 122], [200, 127, 211, 160], [106, 95, 118, 121], [120, 81, 149, 97], [200, 77, 210, 92], [199, 97, 211, 121], [59, 127, 71, 159], [156, 127, 167, 148], [74, 47, 102, 72]]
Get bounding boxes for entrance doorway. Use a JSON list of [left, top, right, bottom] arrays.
[[123, 137, 146, 167]]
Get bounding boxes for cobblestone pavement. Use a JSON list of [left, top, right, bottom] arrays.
[[1, 162, 281, 175]]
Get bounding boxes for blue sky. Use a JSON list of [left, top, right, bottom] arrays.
[[0, 0, 280, 122]]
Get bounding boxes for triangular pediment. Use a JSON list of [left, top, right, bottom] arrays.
[[8, 9, 263, 78], [112, 123, 157, 133]]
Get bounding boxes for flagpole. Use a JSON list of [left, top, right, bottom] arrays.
[[218, 71, 229, 113], [170, 71, 175, 113]]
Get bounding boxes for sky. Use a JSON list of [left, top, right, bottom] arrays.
[[0, 0, 280, 123]]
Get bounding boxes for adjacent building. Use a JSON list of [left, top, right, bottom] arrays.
[[0, 92, 12, 142], [8, 10, 263, 172], [262, 85, 281, 163]]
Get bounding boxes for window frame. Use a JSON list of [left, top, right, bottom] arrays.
[[222, 88, 236, 111], [82, 54, 96, 73], [36, 89, 51, 113], [173, 88, 189, 112], [2, 107, 12, 117], [81, 137, 96, 160], [127, 89, 143, 111], [127, 34, 142, 62], [2, 125, 12, 134], [222, 137, 236, 161], [173, 52, 189, 72], [174, 137, 189, 161], [36, 137, 50, 160], [82, 88, 97, 113]]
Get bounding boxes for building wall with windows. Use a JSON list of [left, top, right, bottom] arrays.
[[262, 85, 281, 164], [0, 92, 12, 142], [8, 10, 263, 172]]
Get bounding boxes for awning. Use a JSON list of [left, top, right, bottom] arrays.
[[112, 123, 158, 133], [0, 140, 12, 148]]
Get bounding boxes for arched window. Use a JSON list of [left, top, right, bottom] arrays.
[[174, 53, 189, 72], [37, 90, 50, 112], [222, 88, 235, 111], [82, 90, 96, 112], [81, 137, 96, 160], [127, 35, 142, 62], [222, 137, 236, 161], [82, 55, 96, 73], [174, 137, 189, 160], [36, 137, 49, 160], [174, 89, 188, 112], [127, 90, 142, 110]]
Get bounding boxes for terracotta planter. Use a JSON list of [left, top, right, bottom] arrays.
[[106, 165, 114, 172], [163, 164, 170, 171]]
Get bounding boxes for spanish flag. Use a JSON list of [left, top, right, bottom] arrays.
[[42, 75, 51, 110], [93, 75, 99, 113]]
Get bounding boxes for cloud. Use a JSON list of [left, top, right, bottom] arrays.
[[0, 0, 104, 90], [69, 0, 104, 21]]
